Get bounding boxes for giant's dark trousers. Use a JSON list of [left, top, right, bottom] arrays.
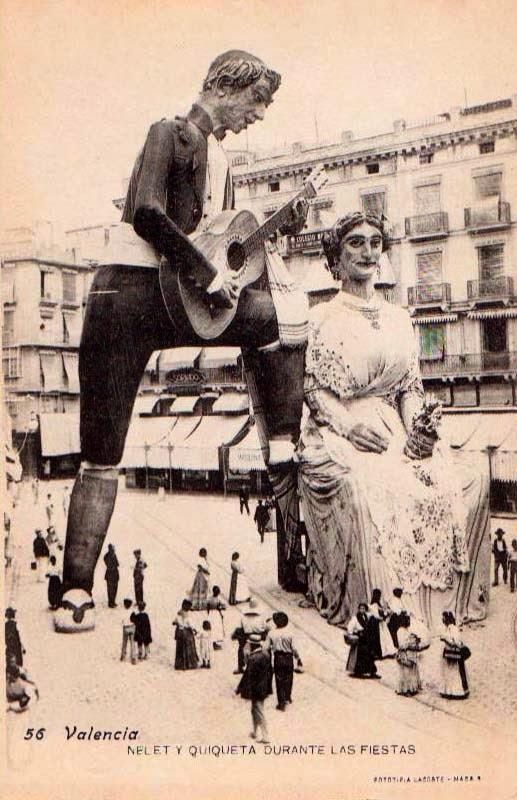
[[63, 265, 305, 594]]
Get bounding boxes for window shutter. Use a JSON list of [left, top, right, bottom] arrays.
[[361, 192, 385, 216], [478, 245, 504, 280], [414, 183, 440, 214], [473, 172, 501, 198], [419, 324, 445, 360], [416, 251, 442, 284]]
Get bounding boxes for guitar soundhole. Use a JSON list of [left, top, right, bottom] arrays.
[[226, 240, 246, 271]]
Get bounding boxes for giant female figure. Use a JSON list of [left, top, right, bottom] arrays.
[[297, 213, 490, 631]]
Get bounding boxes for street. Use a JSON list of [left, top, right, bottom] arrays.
[[4, 480, 517, 799]]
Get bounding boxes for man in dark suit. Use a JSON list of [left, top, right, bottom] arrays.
[[55, 50, 307, 633], [103, 544, 119, 608], [492, 528, 508, 586]]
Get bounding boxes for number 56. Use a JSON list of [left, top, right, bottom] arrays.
[[24, 728, 46, 740]]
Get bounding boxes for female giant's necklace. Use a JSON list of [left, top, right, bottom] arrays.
[[338, 290, 381, 329]]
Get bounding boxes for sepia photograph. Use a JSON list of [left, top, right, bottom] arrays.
[[1, 1, 517, 798]]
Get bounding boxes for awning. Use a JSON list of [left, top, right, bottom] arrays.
[[212, 392, 249, 413], [132, 396, 159, 416], [198, 347, 241, 369], [467, 309, 517, 320], [159, 347, 202, 371], [169, 396, 201, 414], [228, 425, 266, 472], [147, 416, 202, 468], [62, 353, 80, 393], [5, 442, 22, 482], [40, 413, 80, 456], [411, 314, 458, 325], [171, 415, 249, 471], [40, 353, 63, 393], [121, 416, 202, 468], [301, 263, 338, 293], [441, 412, 517, 450]]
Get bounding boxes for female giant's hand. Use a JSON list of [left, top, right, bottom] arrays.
[[347, 424, 389, 453]]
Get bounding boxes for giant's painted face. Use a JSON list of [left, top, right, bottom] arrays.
[[338, 222, 383, 283]]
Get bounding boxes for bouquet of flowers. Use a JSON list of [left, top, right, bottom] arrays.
[[404, 402, 442, 460]]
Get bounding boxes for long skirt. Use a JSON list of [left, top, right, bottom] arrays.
[[174, 628, 199, 670], [190, 570, 209, 611], [397, 660, 420, 696], [206, 609, 225, 646], [229, 570, 250, 605], [440, 655, 469, 699], [47, 575, 62, 609]]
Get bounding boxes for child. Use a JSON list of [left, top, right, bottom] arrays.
[[120, 599, 136, 664], [133, 602, 152, 660], [199, 620, 212, 669]]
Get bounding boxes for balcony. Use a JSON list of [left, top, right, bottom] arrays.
[[39, 293, 58, 308], [420, 351, 517, 378], [467, 276, 515, 304], [405, 211, 449, 241], [464, 201, 511, 233], [408, 282, 451, 308]]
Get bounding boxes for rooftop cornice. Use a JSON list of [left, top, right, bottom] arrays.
[[233, 118, 517, 185]]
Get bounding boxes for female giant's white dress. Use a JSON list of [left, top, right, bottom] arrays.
[[297, 291, 490, 631]]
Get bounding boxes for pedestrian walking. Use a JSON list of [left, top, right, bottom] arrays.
[[189, 548, 210, 611], [395, 613, 421, 697], [120, 599, 137, 664], [62, 485, 70, 518], [31, 478, 39, 505], [199, 620, 212, 669], [266, 612, 302, 711], [239, 488, 250, 516], [6, 655, 39, 713], [132, 602, 152, 660], [45, 494, 54, 527], [103, 544, 120, 608], [46, 526, 62, 559], [492, 528, 508, 586], [133, 549, 147, 605], [229, 552, 250, 605], [344, 603, 381, 680], [368, 588, 396, 659], [241, 598, 268, 666], [206, 586, 226, 649], [509, 539, 517, 593], [46, 556, 62, 611], [236, 633, 273, 743], [253, 499, 270, 544], [172, 599, 199, 671], [5, 607, 25, 667], [33, 529, 50, 583], [439, 611, 470, 700]]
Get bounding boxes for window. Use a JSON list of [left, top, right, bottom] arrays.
[[40, 352, 63, 392], [419, 153, 434, 165], [2, 346, 22, 379], [416, 251, 442, 284], [414, 181, 441, 215], [62, 271, 77, 303], [478, 244, 504, 280], [268, 181, 280, 193], [361, 191, 386, 217], [1, 266, 15, 302], [479, 141, 495, 155], [2, 309, 14, 345], [40, 268, 56, 300], [62, 313, 70, 343], [366, 163, 379, 175], [419, 325, 445, 361], [473, 171, 501, 199]]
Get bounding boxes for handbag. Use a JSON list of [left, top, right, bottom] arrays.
[[443, 646, 462, 661], [30, 561, 37, 571], [460, 645, 471, 661], [344, 633, 359, 646]]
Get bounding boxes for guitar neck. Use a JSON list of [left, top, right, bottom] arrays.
[[243, 185, 311, 256]]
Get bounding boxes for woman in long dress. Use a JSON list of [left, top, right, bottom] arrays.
[[368, 588, 396, 659], [45, 555, 62, 611], [439, 611, 470, 699], [297, 212, 490, 633], [206, 585, 226, 649], [395, 613, 421, 696], [229, 552, 250, 605], [189, 548, 210, 611], [172, 599, 198, 670], [345, 603, 380, 679]]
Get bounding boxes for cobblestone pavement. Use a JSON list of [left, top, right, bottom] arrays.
[[4, 481, 516, 798]]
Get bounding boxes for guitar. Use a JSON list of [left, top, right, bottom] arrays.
[[159, 165, 328, 340]]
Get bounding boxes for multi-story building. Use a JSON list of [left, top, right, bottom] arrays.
[[231, 94, 517, 411], [1, 225, 95, 474]]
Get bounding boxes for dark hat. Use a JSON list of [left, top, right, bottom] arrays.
[[273, 611, 288, 628], [134, 549, 141, 556], [495, 528, 505, 536], [5, 607, 16, 618]]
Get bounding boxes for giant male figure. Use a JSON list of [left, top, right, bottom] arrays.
[[55, 51, 308, 631]]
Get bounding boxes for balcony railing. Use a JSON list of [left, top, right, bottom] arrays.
[[420, 351, 517, 377], [467, 276, 514, 301], [464, 201, 511, 231], [405, 211, 449, 240], [408, 282, 451, 306]]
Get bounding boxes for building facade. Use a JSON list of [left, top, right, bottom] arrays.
[[231, 95, 517, 410]]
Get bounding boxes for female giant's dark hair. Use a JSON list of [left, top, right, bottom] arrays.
[[321, 212, 389, 275]]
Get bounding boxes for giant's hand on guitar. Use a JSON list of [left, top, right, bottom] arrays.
[[278, 198, 309, 237], [209, 271, 240, 310]]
